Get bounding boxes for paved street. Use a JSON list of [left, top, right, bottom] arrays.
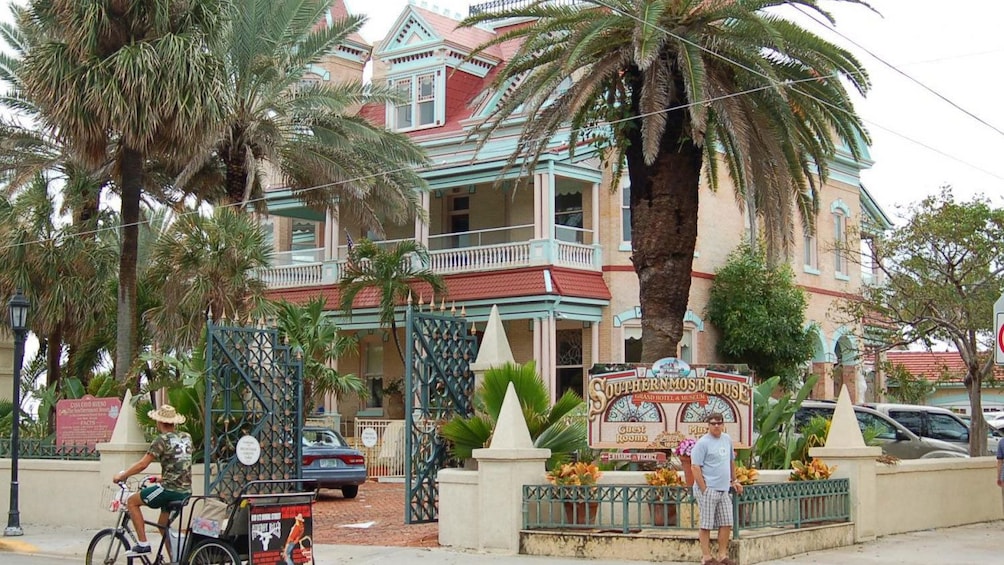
[[1, 520, 1002, 564]]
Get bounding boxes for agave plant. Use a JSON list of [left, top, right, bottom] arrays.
[[440, 361, 587, 469]]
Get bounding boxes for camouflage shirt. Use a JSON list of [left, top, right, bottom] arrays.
[[148, 431, 193, 493]]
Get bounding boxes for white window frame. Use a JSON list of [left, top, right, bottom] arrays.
[[388, 70, 443, 132], [803, 231, 819, 274], [831, 200, 851, 281], [620, 182, 631, 250]]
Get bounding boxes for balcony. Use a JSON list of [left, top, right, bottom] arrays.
[[259, 225, 601, 289]]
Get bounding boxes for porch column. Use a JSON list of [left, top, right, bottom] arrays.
[[416, 190, 430, 246], [323, 208, 339, 261], [538, 316, 556, 402], [591, 181, 600, 244], [590, 321, 599, 370], [533, 173, 545, 239]]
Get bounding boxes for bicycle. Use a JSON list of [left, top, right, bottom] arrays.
[[86, 477, 241, 564]]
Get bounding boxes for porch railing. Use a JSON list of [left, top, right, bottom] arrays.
[[523, 479, 850, 537], [350, 419, 406, 479]]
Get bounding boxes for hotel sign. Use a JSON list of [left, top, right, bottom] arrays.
[[587, 358, 753, 450]]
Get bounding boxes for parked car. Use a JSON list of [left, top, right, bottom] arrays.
[[301, 427, 366, 498], [867, 403, 989, 455], [795, 401, 968, 459], [960, 414, 1004, 455]]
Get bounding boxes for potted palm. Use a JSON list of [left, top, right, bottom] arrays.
[[644, 467, 684, 526], [547, 461, 602, 525]]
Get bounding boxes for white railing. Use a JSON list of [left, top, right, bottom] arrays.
[[429, 241, 532, 273], [257, 262, 325, 288], [350, 419, 406, 478], [555, 241, 596, 268]]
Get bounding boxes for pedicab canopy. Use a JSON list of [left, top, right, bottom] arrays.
[[587, 358, 753, 452]]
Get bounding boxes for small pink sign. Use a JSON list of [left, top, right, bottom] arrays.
[[56, 395, 122, 448]]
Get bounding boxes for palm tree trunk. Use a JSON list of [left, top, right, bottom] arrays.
[[224, 147, 249, 208], [625, 72, 702, 362], [115, 147, 143, 382]]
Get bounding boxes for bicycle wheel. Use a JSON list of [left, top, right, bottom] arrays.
[[186, 538, 241, 565], [85, 528, 131, 565]]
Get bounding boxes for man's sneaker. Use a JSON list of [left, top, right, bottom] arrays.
[[127, 544, 151, 556]]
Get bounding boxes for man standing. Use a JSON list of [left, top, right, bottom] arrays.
[[691, 412, 741, 565]]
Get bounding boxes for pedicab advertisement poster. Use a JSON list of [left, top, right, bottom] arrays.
[[587, 358, 753, 450], [249, 502, 314, 564]]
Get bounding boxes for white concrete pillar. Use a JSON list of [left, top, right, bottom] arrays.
[[473, 383, 550, 552], [809, 385, 881, 542], [469, 305, 515, 391]]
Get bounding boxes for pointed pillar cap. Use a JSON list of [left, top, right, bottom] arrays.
[[488, 382, 533, 449]]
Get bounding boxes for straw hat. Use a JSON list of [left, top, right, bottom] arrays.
[[295, 513, 304, 522], [148, 404, 186, 425]]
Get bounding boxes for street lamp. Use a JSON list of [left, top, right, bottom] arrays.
[[5, 289, 28, 537]]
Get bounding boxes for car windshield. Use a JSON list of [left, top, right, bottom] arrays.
[[302, 429, 348, 448]]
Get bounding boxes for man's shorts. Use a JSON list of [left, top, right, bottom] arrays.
[[694, 486, 733, 530], [140, 484, 190, 509]]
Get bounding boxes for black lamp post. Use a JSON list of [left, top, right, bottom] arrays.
[[5, 289, 28, 537]]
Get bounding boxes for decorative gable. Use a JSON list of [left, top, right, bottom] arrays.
[[382, 9, 440, 55]]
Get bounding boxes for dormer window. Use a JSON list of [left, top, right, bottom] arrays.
[[389, 70, 442, 131]]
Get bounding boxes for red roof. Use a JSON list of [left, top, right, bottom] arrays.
[[319, 0, 369, 47], [411, 6, 500, 57], [266, 266, 610, 310], [883, 351, 1004, 382]]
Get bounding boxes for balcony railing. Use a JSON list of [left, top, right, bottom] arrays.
[[469, 0, 585, 16], [258, 236, 600, 289]]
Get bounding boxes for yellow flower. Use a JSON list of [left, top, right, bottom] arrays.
[[789, 458, 836, 481], [735, 465, 759, 485], [644, 467, 684, 487], [547, 462, 602, 486]]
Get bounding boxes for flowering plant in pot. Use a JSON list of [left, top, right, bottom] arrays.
[[644, 467, 684, 527], [547, 462, 602, 525], [546, 461, 602, 486], [789, 458, 836, 481], [675, 437, 697, 458]]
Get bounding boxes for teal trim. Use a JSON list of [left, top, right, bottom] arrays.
[[835, 272, 850, 282], [830, 199, 852, 217], [859, 184, 894, 232], [612, 307, 703, 332], [304, 64, 330, 81], [803, 266, 821, 275], [831, 326, 858, 365], [618, 243, 631, 252], [806, 324, 827, 361]]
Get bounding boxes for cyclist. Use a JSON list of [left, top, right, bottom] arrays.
[[111, 404, 193, 556]]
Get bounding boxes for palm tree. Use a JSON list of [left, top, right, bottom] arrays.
[[440, 362, 587, 469], [18, 0, 226, 381], [338, 239, 447, 365], [144, 207, 274, 351], [462, 0, 870, 361], [273, 296, 365, 416], [175, 0, 429, 234]]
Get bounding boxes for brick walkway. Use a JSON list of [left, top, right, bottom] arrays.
[[312, 480, 439, 547]]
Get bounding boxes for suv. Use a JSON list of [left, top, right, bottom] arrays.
[[868, 403, 987, 455], [795, 401, 968, 459]]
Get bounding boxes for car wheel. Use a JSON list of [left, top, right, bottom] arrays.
[[342, 485, 359, 499]]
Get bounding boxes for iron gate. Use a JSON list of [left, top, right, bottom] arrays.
[[403, 306, 478, 523], [203, 320, 304, 501]]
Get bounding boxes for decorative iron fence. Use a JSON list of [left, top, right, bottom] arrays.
[[523, 479, 850, 537], [0, 438, 99, 460]]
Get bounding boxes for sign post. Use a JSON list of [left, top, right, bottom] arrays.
[[995, 292, 1004, 366]]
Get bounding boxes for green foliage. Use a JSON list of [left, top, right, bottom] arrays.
[[792, 415, 830, 465], [883, 361, 939, 405], [750, 373, 819, 470], [273, 296, 365, 414], [440, 362, 587, 469], [846, 188, 1004, 455], [707, 243, 816, 390]]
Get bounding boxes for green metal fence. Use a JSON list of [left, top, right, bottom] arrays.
[[523, 479, 850, 537], [0, 438, 99, 460]]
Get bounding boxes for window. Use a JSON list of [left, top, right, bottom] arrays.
[[364, 344, 384, 409], [833, 211, 848, 276], [803, 232, 818, 271], [928, 413, 968, 442], [855, 412, 897, 440], [889, 410, 923, 436], [556, 329, 584, 398], [623, 326, 642, 363], [390, 71, 440, 131], [621, 184, 631, 243], [555, 190, 583, 243], [448, 195, 470, 248]]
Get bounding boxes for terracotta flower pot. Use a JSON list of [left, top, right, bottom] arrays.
[[679, 455, 695, 487], [562, 501, 599, 525], [649, 501, 678, 527]]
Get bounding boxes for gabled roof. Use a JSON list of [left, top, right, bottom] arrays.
[[379, 5, 501, 59]]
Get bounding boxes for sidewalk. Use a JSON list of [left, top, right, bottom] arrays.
[[1, 521, 1001, 564]]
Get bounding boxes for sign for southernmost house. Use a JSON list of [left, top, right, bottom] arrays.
[[587, 358, 753, 450]]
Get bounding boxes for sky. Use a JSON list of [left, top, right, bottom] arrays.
[[346, 0, 1004, 223]]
